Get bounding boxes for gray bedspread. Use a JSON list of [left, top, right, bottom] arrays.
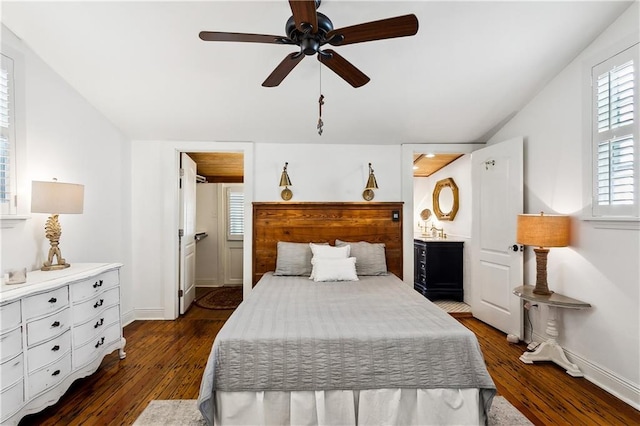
[[198, 273, 496, 423]]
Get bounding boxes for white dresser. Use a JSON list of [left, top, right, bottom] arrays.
[[0, 263, 125, 425]]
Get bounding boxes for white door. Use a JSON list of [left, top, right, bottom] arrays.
[[220, 184, 244, 286], [470, 137, 524, 338], [179, 153, 197, 314]]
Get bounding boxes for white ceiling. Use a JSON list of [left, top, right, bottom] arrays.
[[1, 0, 633, 145]]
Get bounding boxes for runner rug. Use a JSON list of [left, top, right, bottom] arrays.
[[133, 396, 533, 425], [194, 286, 243, 310]]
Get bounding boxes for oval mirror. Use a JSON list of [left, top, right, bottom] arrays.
[[433, 177, 459, 221]]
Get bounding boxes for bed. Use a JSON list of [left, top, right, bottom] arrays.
[[197, 202, 496, 425]]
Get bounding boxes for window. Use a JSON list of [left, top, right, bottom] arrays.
[[0, 52, 16, 215], [226, 186, 244, 240], [590, 43, 639, 219]]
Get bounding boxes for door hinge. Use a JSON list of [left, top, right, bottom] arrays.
[[179, 229, 184, 238], [179, 168, 184, 177], [178, 289, 184, 297]]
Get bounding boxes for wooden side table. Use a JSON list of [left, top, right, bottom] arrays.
[[513, 285, 591, 377]]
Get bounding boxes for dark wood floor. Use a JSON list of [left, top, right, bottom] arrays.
[[19, 293, 639, 426]]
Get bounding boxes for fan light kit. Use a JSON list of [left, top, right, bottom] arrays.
[[199, 0, 419, 88]]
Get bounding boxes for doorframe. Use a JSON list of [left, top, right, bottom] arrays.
[[401, 144, 484, 287], [161, 142, 253, 320]]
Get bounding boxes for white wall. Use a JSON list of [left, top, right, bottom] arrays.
[[130, 141, 254, 320], [129, 142, 402, 319], [254, 143, 402, 202], [0, 26, 133, 320], [488, 3, 639, 407], [195, 183, 219, 286]]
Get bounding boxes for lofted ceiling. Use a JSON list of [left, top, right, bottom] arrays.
[[1, 1, 632, 146]]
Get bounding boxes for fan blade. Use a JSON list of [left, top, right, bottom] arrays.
[[289, 0, 318, 33], [199, 31, 287, 44], [263, 52, 305, 87], [327, 14, 419, 46], [318, 50, 370, 88]]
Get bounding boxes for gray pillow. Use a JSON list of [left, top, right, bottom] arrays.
[[335, 239, 388, 276], [274, 241, 327, 276]]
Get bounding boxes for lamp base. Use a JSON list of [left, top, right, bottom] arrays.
[[533, 247, 553, 295], [41, 263, 70, 271]]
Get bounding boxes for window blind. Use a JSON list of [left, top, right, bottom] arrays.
[[592, 44, 638, 216], [0, 55, 13, 207], [597, 60, 634, 133], [597, 134, 634, 205], [228, 190, 244, 237]]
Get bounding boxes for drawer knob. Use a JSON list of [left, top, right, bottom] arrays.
[[94, 299, 104, 309], [48, 297, 57, 303], [51, 321, 61, 328], [52, 345, 60, 351], [95, 336, 105, 348], [94, 318, 104, 328], [52, 369, 61, 376], [93, 279, 104, 289]]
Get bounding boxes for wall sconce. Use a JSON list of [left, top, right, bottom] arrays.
[[362, 163, 378, 201], [31, 179, 85, 271], [516, 212, 570, 295], [279, 162, 293, 201]]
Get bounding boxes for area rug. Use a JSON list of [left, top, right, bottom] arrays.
[[195, 286, 243, 310], [133, 396, 533, 425]]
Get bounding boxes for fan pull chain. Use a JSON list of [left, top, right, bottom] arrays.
[[317, 95, 324, 135], [317, 62, 324, 135]]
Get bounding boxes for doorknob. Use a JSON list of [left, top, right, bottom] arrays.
[[509, 244, 523, 252]]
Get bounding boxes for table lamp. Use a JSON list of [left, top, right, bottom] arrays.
[[31, 179, 84, 271], [516, 212, 570, 295]]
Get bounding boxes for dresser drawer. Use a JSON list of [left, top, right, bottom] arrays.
[[0, 300, 21, 333], [73, 305, 120, 348], [27, 330, 71, 374], [70, 270, 119, 303], [26, 308, 70, 347], [0, 378, 24, 422], [1, 353, 24, 389], [23, 287, 69, 321], [73, 323, 120, 369], [28, 353, 71, 399], [0, 327, 23, 363], [73, 287, 120, 325]]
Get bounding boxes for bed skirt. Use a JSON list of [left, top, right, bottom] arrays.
[[208, 387, 490, 425]]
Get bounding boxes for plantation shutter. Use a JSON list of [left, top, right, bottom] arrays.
[[592, 44, 639, 217], [0, 53, 15, 214], [227, 189, 244, 239]]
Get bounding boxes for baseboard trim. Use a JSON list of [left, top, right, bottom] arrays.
[[532, 331, 640, 410], [133, 308, 168, 321], [195, 280, 219, 286], [121, 308, 136, 327]]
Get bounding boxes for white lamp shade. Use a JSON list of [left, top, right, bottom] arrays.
[[31, 181, 84, 214]]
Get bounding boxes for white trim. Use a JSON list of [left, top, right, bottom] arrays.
[[532, 330, 640, 410], [152, 141, 253, 321], [0, 214, 29, 228], [401, 143, 485, 287], [582, 31, 640, 221], [132, 308, 167, 321], [581, 216, 640, 229]]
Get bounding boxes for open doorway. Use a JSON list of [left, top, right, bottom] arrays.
[[179, 152, 244, 314]]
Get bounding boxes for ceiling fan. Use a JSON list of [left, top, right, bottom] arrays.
[[199, 0, 419, 88]]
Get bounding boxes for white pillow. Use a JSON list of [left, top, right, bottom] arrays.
[[309, 243, 351, 279], [309, 243, 351, 258], [311, 257, 359, 282]]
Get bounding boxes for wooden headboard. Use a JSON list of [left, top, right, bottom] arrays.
[[252, 202, 403, 285]]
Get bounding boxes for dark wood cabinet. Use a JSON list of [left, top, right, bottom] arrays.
[[414, 239, 464, 302]]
